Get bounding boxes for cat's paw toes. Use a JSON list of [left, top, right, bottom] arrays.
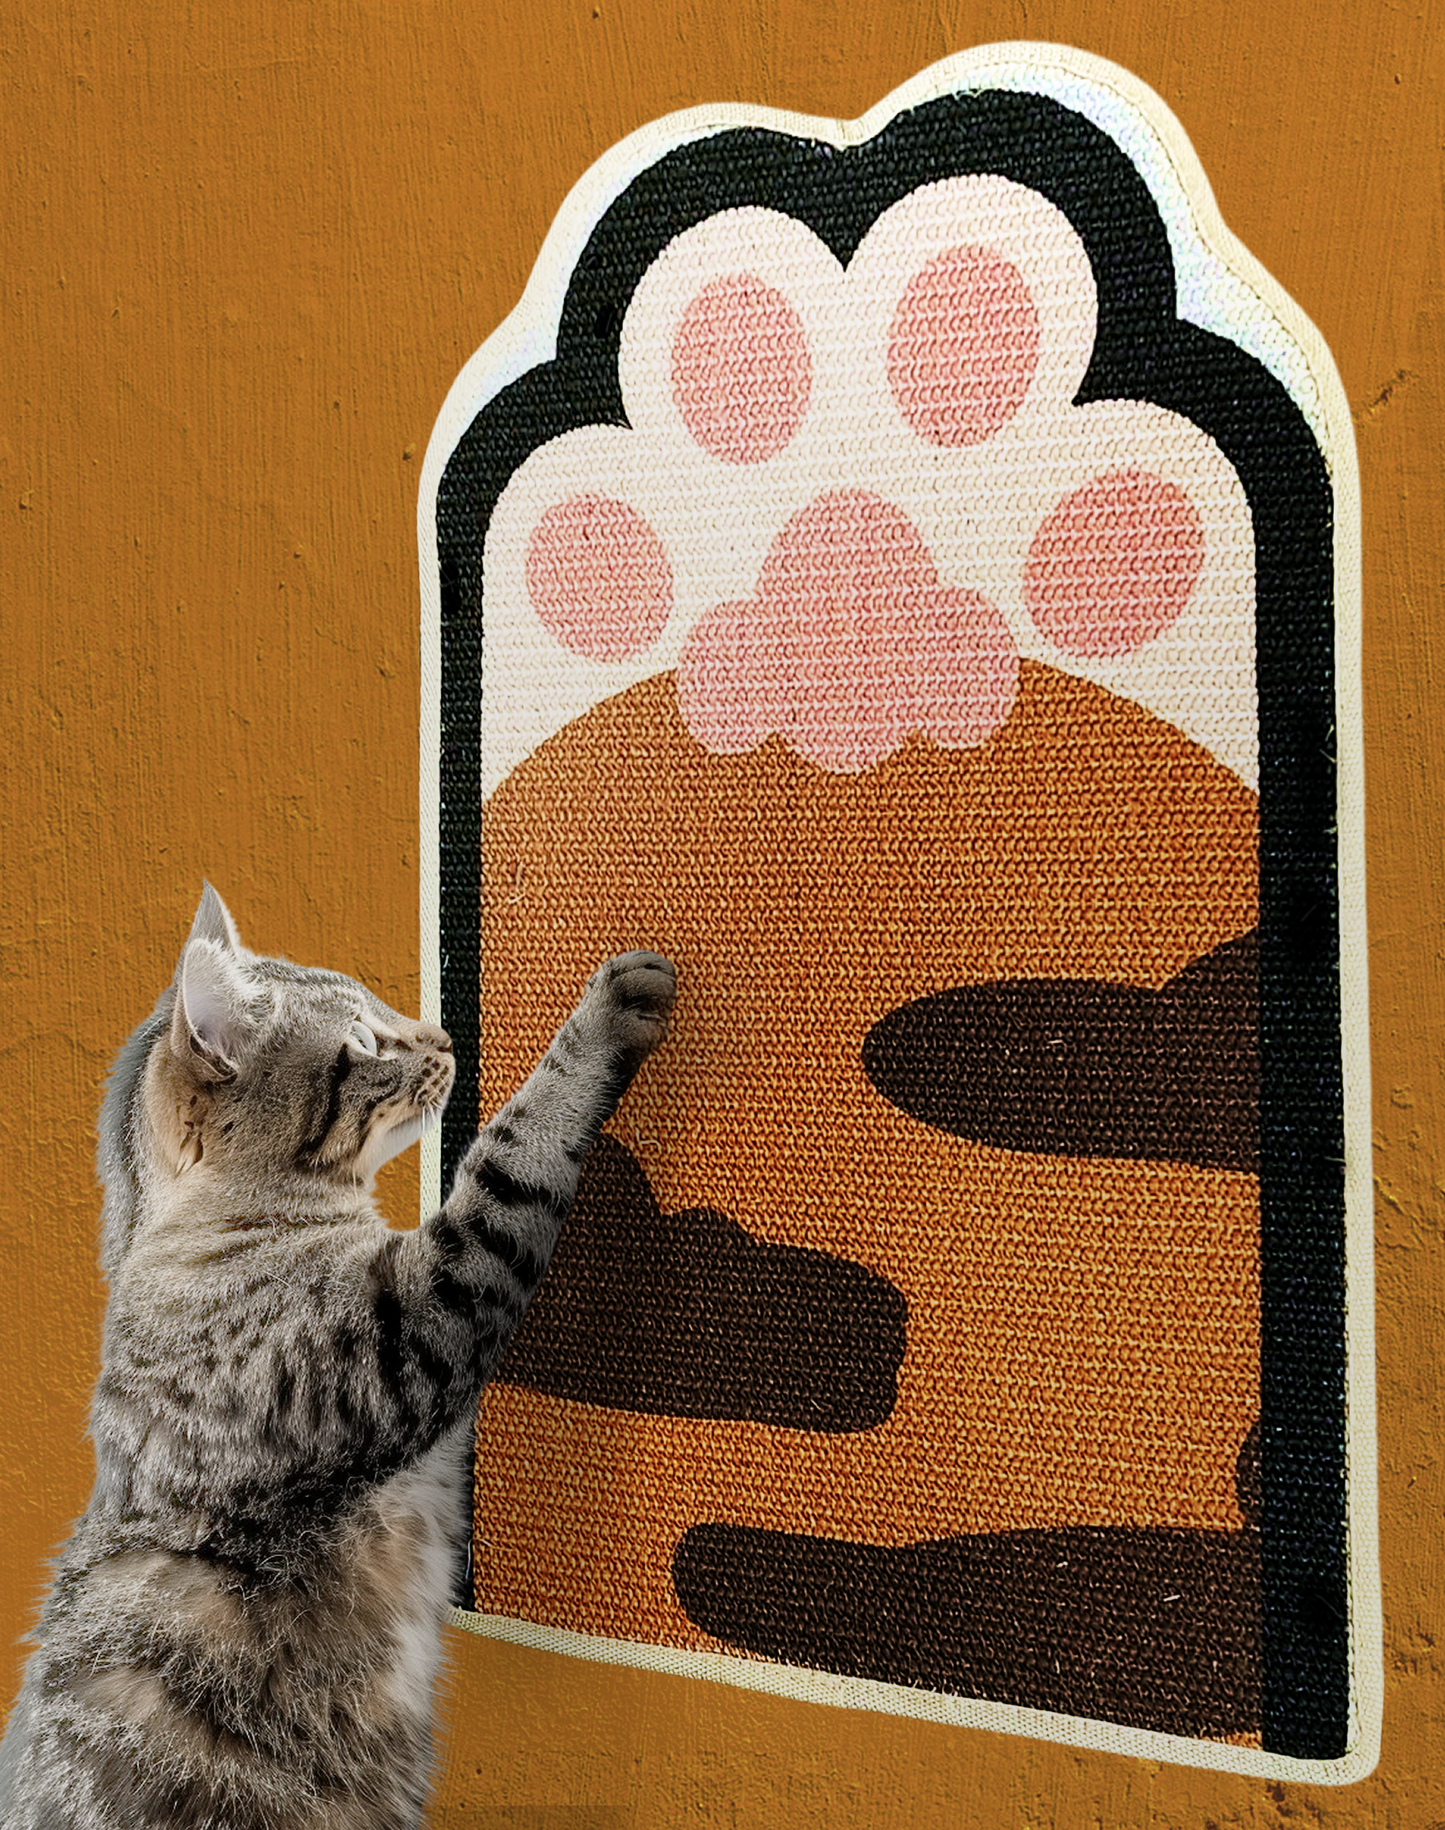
[[592, 951, 676, 1058]]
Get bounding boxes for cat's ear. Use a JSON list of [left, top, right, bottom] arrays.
[[170, 939, 257, 1083], [186, 882, 245, 955]]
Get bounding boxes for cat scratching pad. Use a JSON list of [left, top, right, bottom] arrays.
[[419, 45, 1376, 1782]]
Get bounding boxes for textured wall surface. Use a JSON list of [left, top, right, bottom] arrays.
[[0, 2, 1438, 1825]]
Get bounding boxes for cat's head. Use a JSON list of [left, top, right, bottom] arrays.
[[98, 886, 453, 1271]]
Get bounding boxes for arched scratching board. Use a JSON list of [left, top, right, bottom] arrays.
[[419, 45, 1375, 1783]]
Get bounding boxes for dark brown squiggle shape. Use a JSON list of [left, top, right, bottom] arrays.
[[495, 1135, 908, 1432], [862, 931, 1258, 1170], [673, 1520, 1261, 1737]]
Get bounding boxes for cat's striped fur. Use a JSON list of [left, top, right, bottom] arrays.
[[0, 886, 674, 1828]]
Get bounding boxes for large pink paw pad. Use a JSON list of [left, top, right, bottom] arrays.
[[526, 495, 673, 660], [679, 490, 1019, 772], [1023, 469, 1206, 658]]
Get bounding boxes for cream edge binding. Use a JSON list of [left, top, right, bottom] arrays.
[[416, 42, 1378, 1784]]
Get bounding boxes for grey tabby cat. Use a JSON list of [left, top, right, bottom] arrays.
[[0, 886, 675, 1829]]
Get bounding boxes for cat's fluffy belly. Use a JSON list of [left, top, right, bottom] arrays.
[[366, 1424, 475, 1724]]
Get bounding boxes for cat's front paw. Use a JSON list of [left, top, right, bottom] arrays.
[[587, 951, 676, 1062]]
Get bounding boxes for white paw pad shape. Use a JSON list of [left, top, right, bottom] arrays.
[[483, 176, 1254, 792]]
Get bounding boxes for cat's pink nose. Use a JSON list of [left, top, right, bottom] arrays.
[[417, 1024, 452, 1053]]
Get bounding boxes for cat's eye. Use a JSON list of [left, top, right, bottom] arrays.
[[349, 1020, 379, 1056]]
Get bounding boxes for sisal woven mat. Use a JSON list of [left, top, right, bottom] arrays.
[[419, 46, 1376, 1782]]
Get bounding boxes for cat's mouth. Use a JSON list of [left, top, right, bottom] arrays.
[[356, 1080, 451, 1180], [349, 1049, 453, 1166]]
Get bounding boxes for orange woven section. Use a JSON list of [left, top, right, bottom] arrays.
[[474, 661, 1258, 1647]]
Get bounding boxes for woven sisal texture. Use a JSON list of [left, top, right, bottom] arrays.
[[422, 48, 1371, 1781]]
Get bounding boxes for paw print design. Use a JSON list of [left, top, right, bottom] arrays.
[[482, 176, 1254, 793]]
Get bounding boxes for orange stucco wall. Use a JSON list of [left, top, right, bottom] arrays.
[[1, 2, 1438, 1823]]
